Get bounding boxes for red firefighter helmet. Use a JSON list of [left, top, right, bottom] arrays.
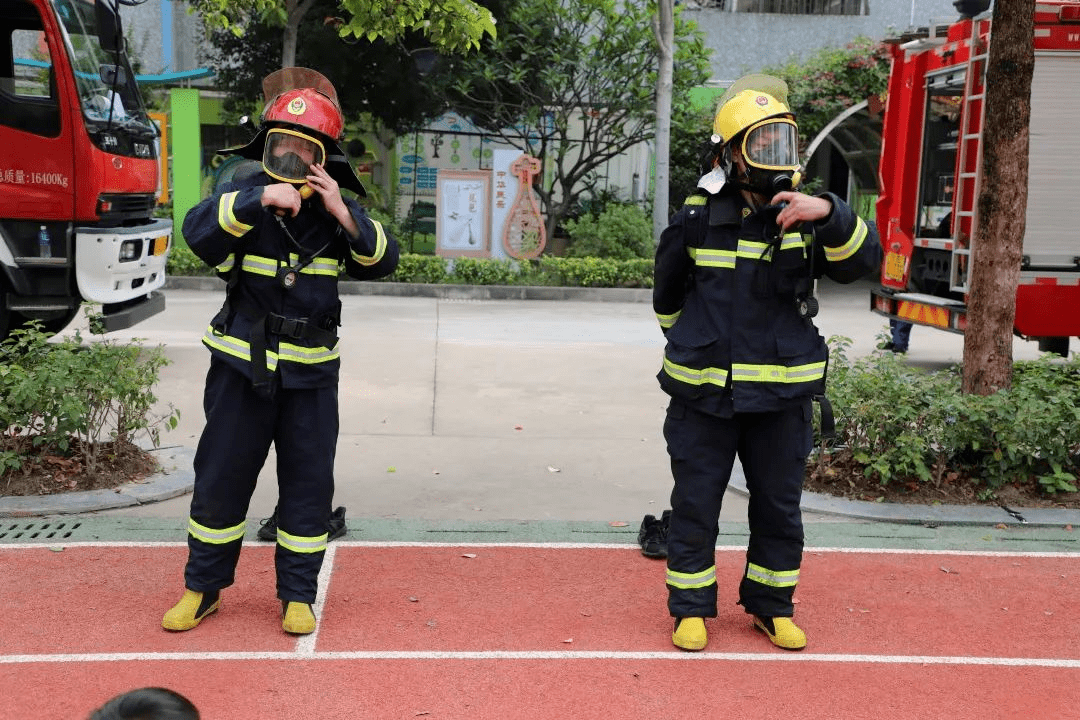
[[262, 86, 344, 141], [217, 67, 367, 196]]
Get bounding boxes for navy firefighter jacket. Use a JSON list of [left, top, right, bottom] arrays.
[[182, 172, 399, 390], [653, 189, 881, 417]]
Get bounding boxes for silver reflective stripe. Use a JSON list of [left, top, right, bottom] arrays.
[[746, 562, 799, 588], [351, 219, 388, 266], [737, 239, 771, 259], [202, 326, 279, 372], [216, 254, 236, 273], [730, 361, 825, 384], [218, 192, 253, 238], [779, 232, 805, 252], [663, 357, 729, 387], [203, 327, 339, 367], [826, 216, 868, 262], [688, 247, 736, 268], [278, 341, 339, 364], [295, 255, 340, 276], [666, 565, 717, 589], [240, 254, 279, 277], [657, 310, 681, 329], [277, 527, 328, 554], [188, 517, 246, 545]]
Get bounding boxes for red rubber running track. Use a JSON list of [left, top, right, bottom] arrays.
[[2, 542, 1079, 718]]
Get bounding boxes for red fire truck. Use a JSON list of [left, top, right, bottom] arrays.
[[872, 0, 1080, 356], [0, 0, 169, 342]]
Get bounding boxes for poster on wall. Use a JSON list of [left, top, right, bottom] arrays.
[[435, 170, 491, 258]]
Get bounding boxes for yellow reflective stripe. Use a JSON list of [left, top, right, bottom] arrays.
[[202, 326, 279, 371], [240, 254, 279, 277], [666, 565, 717, 589], [203, 327, 338, 367], [277, 527, 328, 554], [294, 255, 340, 276], [663, 357, 729, 387], [688, 246, 736, 268], [779, 232, 804, 251], [278, 341, 339, 364], [351, 219, 387, 266], [188, 517, 246, 545], [826, 216, 868, 262], [216, 254, 235, 273], [657, 310, 681, 329], [737, 239, 770, 257], [746, 562, 799, 588], [730, 361, 825, 384], [218, 191, 253, 238], [685, 195, 707, 206]]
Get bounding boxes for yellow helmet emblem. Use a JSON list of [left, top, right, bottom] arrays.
[[287, 97, 307, 116]]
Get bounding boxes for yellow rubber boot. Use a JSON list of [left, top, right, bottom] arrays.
[[282, 601, 316, 635], [162, 589, 220, 631], [753, 616, 806, 650], [672, 617, 707, 651]]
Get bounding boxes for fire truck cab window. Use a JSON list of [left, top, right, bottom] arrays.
[[916, 84, 962, 239], [0, 0, 60, 138]]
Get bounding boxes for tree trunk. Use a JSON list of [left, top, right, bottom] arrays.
[[281, 0, 317, 69], [652, 0, 674, 242], [961, 0, 1034, 395]]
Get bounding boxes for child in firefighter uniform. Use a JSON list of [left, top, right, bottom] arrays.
[[162, 68, 398, 635], [654, 75, 881, 651]]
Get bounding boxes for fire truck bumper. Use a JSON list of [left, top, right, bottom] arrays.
[[98, 290, 166, 333], [74, 218, 171, 305], [871, 288, 967, 334]]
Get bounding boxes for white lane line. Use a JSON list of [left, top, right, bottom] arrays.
[[2, 650, 1080, 667], [1, 541, 1078, 558], [295, 544, 335, 656]]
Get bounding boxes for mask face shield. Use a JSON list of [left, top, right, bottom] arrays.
[[738, 118, 803, 195], [262, 128, 326, 184], [741, 119, 799, 171]]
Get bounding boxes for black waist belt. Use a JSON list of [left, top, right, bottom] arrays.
[[222, 295, 339, 398], [266, 312, 338, 348]]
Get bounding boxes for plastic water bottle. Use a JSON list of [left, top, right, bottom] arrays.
[[38, 225, 51, 259]]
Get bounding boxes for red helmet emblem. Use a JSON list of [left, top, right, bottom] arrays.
[[756, 95, 769, 106]]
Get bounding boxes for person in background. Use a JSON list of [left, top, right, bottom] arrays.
[[652, 74, 882, 652], [89, 688, 198, 720]]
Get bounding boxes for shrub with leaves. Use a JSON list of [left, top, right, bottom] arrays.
[[822, 336, 1080, 498], [0, 322, 179, 490], [563, 203, 654, 260], [166, 246, 215, 277]]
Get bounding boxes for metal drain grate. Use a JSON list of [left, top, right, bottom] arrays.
[[0, 520, 83, 542]]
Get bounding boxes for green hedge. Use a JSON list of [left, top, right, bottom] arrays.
[[823, 336, 1080, 497], [167, 247, 655, 288]]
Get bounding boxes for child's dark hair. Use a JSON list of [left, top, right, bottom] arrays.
[[89, 688, 199, 720]]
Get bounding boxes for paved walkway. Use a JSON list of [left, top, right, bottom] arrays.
[[2, 276, 1074, 535]]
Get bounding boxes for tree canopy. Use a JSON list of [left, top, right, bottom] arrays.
[[203, 0, 453, 134], [433, 0, 710, 242]]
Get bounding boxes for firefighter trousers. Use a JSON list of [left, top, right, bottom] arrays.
[[663, 398, 812, 619], [183, 358, 338, 604]]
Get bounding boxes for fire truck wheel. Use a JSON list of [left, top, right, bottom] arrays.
[[1036, 336, 1069, 357]]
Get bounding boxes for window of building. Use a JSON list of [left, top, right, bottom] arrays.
[[695, 0, 868, 14]]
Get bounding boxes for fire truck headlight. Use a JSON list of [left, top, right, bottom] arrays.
[[119, 240, 142, 262]]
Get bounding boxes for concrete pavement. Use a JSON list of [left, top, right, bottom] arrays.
[[3, 276, 1070, 530]]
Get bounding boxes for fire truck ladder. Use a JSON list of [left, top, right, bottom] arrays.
[[949, 20, 990, 294]]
